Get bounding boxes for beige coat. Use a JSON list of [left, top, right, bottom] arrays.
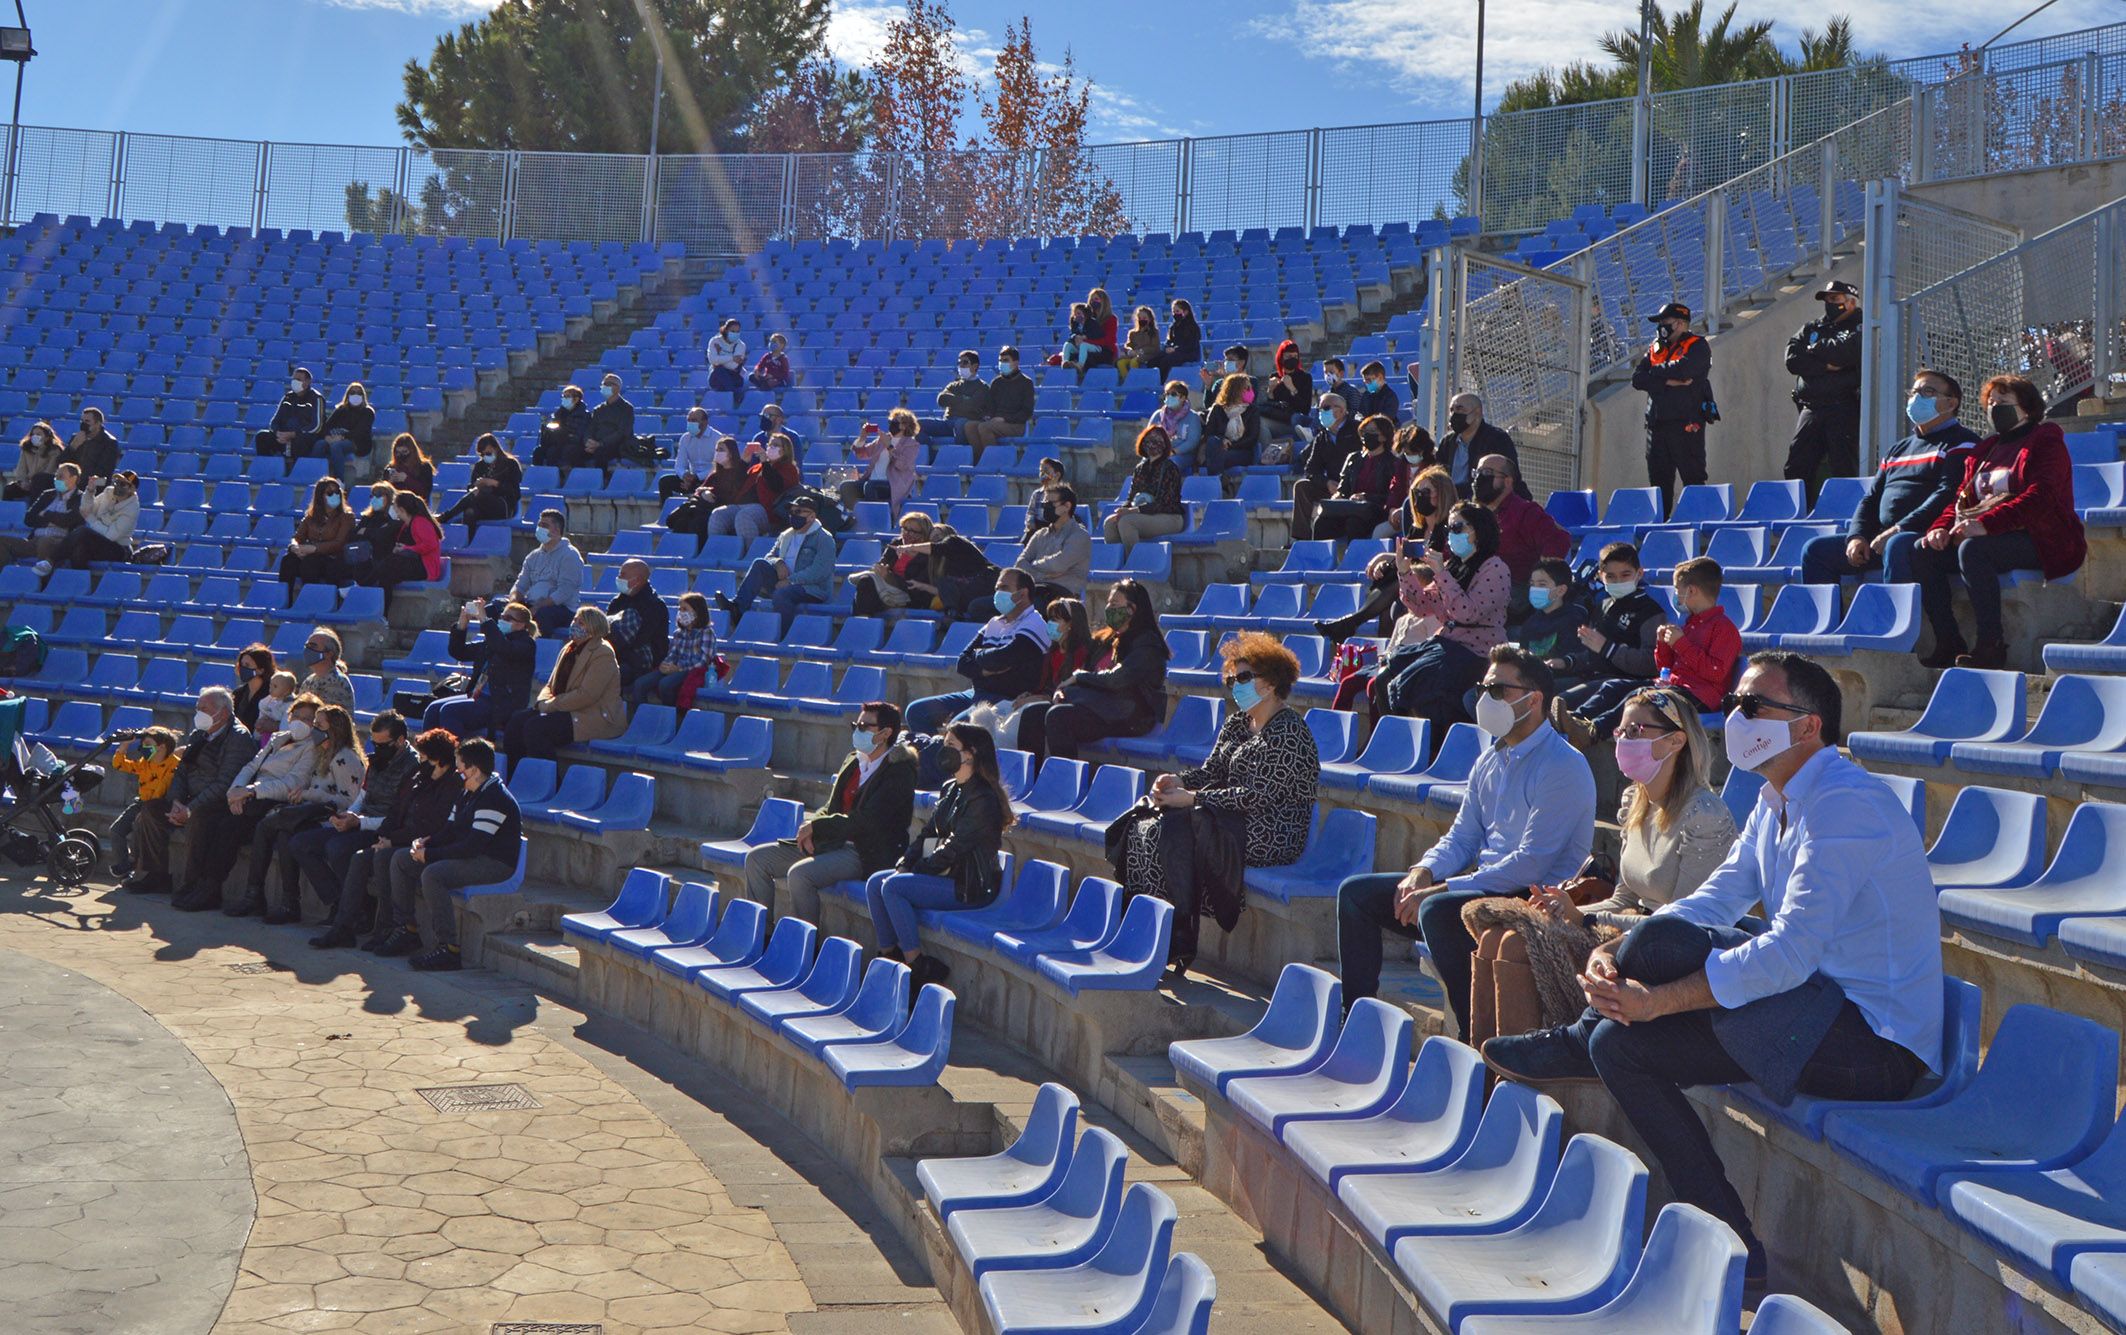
[[539, 638, 626, 741]]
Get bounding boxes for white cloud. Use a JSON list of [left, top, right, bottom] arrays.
[[309, 0, 501, 15], [1268, 0, 2126, 110], [824, 1, 900, 67]]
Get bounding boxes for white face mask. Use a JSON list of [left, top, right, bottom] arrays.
[[193, 709, 216, 732], [1724, 710, 1796, 773], [283, 718, 313, 743], [1473, 689, 1525, 739], [676, 611, 696, 628], [602, 385, 618, 400], [290, 378, 306, 393], [348, 393, 365, 406]]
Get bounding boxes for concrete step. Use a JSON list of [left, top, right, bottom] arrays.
[[480, 929, 581, 996]]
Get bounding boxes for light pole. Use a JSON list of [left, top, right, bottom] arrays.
[[0, 5, 33, 229], [1632, 0, 1656, 205], [646, 50, 665, 160], [1470, 0, 1486, 218]]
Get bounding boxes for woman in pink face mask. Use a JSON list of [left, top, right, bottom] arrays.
[[1201, 372, 1262, 473], [1457, 686, 1738, 1050]]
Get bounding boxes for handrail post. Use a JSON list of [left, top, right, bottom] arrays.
[[1703, 188, 1726, 333], [108, 130, 125, 222], [1859, 179, 1901, 471], [1818, 140, 1837, 264], [2095, 205, 2119, 401], [254, 141, 270, 233]]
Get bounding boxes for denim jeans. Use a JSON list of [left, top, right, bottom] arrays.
[[864, 869, 960, 954], [319, 435, 353, 480], [1798, 529, 1919, 587], [425, 694, 503, 740], [1338, 875, 1528, 1034], [1562, 915, 1924, 1257], [1913, 528, 2044, 648], [284, 822, 369, 912], [905, 689, 980, 737]]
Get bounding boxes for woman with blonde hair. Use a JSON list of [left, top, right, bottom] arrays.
[[317, 381, 376, 479], [501, 605, 626, 768], [1460, 685, 1738, 1048]]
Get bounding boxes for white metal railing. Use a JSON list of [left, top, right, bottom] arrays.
[[0, 20, 2118, 254]]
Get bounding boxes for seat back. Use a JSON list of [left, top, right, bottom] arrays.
[[1021, 757, 1088, 813], [795, 936, 864, 1008], [1324, 998, 1413, 1088], [704, 897, 768, 966], [1750, 1294, 1853, 1335], [1137, 1253, 1216, 1335], [661, 881, 720, 945], [841, 957, 912, 1033], [1250, 963, 1341, 1053], [1302, 708, 1359, 765], [1074, 765, 1146, 822]]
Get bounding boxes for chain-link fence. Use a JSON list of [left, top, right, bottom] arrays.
[[1903, 199, 2125, 433], [1451, 253, 1589, 498], [1891, 196, 2023, 300], [1, 22, 2120, 252]]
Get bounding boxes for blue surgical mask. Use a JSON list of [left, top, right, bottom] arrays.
[[52, 477, 68, 494], [996, 361, 1016, 375], [569, 624, 589, 641], [602, 385, 618, 400], [1906, 394, 1939, 426], [325, 493, 342, 510], [536, 526, 555, 545], [852, 726, 877, 752], [1527, 585, 1553, 610], [992, 590, 1017, 616], [1229, 678, 1262, 711], [1447, 531, 1475, 560], [1164, 394, 1181, 410], [1603, 579, 1638, 601], [1366, 378, 1383, 392]]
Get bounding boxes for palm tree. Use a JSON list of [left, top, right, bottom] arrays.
[[1596, 0, 1782, 92]]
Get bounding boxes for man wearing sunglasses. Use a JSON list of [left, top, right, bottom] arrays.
[[1335, 644, 1594, 1026], [1486, 650, 1942, 1291]]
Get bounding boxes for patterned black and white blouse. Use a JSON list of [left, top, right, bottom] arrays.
[[1184, 706, 1319, 866]]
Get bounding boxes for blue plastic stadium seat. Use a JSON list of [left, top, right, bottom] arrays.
[[1113, 694, 1225, 767], [1948, 674, 2126, 780], [1822, 1005, 2121, 1205], [607, 881, 718, 959], [1339, 1081, 1566, 1249], [1034, 893, 1172, 995], [1938, 801, 2126, 946], [1943, 1105, 2126, 1286], [825, 979, 955, 1089], [1364, 722, 1483, 806], [1780, 583, 1921, 656], [920, 1081, 1080, 1219], [1741, 583, 1840, 651], [652, 897, 767, 980], [1927, 786, 2047, 890], [978, 1181, 1176, 1335], [1021, 763, 1143, 841], [1170, 963, 1340, 1094], [1135, 1253, 1216, 1335], [1246, 807, 1375, 903], [940, 859, 1068, 945], [993, 877, 1123, 967], [778, 957, 910, 1058], [1748, 1294, 1853, 1335], [1393, 1136, 1648, 1331], [682, 714, 773, 772], [1846, 668, 2025, 766], [695, 914, 817, 1001], [2046, 602, 2126, 675], [1226, 997, 1411, 1138], [1730, 976, 1983, 1140], [553, 771, 655, 834], [1319, 716, 1432, 792], [1458, 1203, 1743, 1335], [1282, 1036, 1486, 1191], [736, 935, 863, 1029], [699, 796, 802, 868]]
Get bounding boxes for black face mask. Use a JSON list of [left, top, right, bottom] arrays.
[[1473, 477, 1504, 505], [1448, 412, 1470, 435], [1989, 402, 2023, 434], [1412, 492, 1436, 518]]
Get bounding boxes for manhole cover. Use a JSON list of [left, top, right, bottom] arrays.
[[493, 1325, 603, 1334], [227, 961, 286, 975], [418, 1083, 541, 1113]]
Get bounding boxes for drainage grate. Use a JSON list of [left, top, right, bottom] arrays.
[[493, 1325, 603, 1335], [226, 961, 286, 975], [418, 1083, 542, 1113]]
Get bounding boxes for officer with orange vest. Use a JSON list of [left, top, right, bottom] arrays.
[[1630, 301, 1714, 512]]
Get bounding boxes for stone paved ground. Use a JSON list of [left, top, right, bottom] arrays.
[[0, 870, 948, 1334]]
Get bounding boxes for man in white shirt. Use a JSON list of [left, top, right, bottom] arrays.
[[1485, 650, 1943, 1290], [660, 407, 718, 502]]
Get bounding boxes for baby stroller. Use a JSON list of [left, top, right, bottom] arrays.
[[0, 694, 113, 886]]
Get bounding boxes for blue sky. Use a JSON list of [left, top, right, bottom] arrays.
[[18, 0, 2126, 149]]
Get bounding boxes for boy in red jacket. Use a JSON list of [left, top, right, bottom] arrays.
[[1655, 556, 1744, 713]]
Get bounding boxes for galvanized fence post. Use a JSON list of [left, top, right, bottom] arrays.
[[2095, 204, 2119, 399], [1703, 189, 1726, 332], [254, 141, 270, 232], [108, 131, 125, 222]]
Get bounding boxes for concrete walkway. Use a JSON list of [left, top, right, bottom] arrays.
[[0, 946, 252, 1335], [0, 871, 943, 1334]]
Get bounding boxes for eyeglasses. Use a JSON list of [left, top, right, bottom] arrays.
[[1722, 691, 1807, 719], [305, 643, 330, 656], [1476, 680, 1530, 699], [1615, 720, 1681, 740], [1223, 669, 1256, 687]]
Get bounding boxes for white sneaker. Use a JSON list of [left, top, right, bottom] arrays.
[[30, 561, 50, 578]]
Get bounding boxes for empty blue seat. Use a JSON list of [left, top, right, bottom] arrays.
[[1226, 997, 1411, 1138], [920, 1082, 1080, 1219], [698, 797, 803, 868], [694, 914, 817, 1001], [1034, 893, 1172, 995], [1014, 758, 1089, 821], [1938, 801, 2126, 946], [1245, 807, 1376, 903], [1741, 583, 1839, 651], [737, 935, 863, 1029], [1927, 785, 2046, 891], [777, 957, 910, 1058], [1950, 674, 2126, 779], [1780, 582, 1921, 656], [978, 1182, 1176, 1335], [1748, 1294, 1852, 1335], [520, 762, 604, 820], [652, 897, 767, 979], [1823, 1005, 2120, 1206], [1846, 668, 2025, 766], [1135, 1253, 1216, 1335], [1112, 694, 1224, 766], [947, 1121, 1127, 1280], [1393, 1135, 1648, 1331], [1282, 1036, 1486, 1190], [553, 770, 655, 833], [2045, 602, 2126, 675], [1319, 716, 1431, 792], [994, 877, 1122, 967], [1170, 963, 1340, 1094], [1365, 723, 1483, 805], [585, 704, 678, 759], [607, 881, 718, 958], [1339, 1081, 1565, 1249], [683, 713, 773, 772], [1944, 1106, 2126, 1286], [1457, 1203, 1743, 1335], [1021, 764, 1144, 840]]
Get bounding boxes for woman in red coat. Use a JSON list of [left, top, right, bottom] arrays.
[[1913, 374, 2085, 669], [1078, 288, 1119, 371]]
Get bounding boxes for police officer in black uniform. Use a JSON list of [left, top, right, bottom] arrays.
[[1783, 278, 1865, 503], [1629, 301, 1713, 513]]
